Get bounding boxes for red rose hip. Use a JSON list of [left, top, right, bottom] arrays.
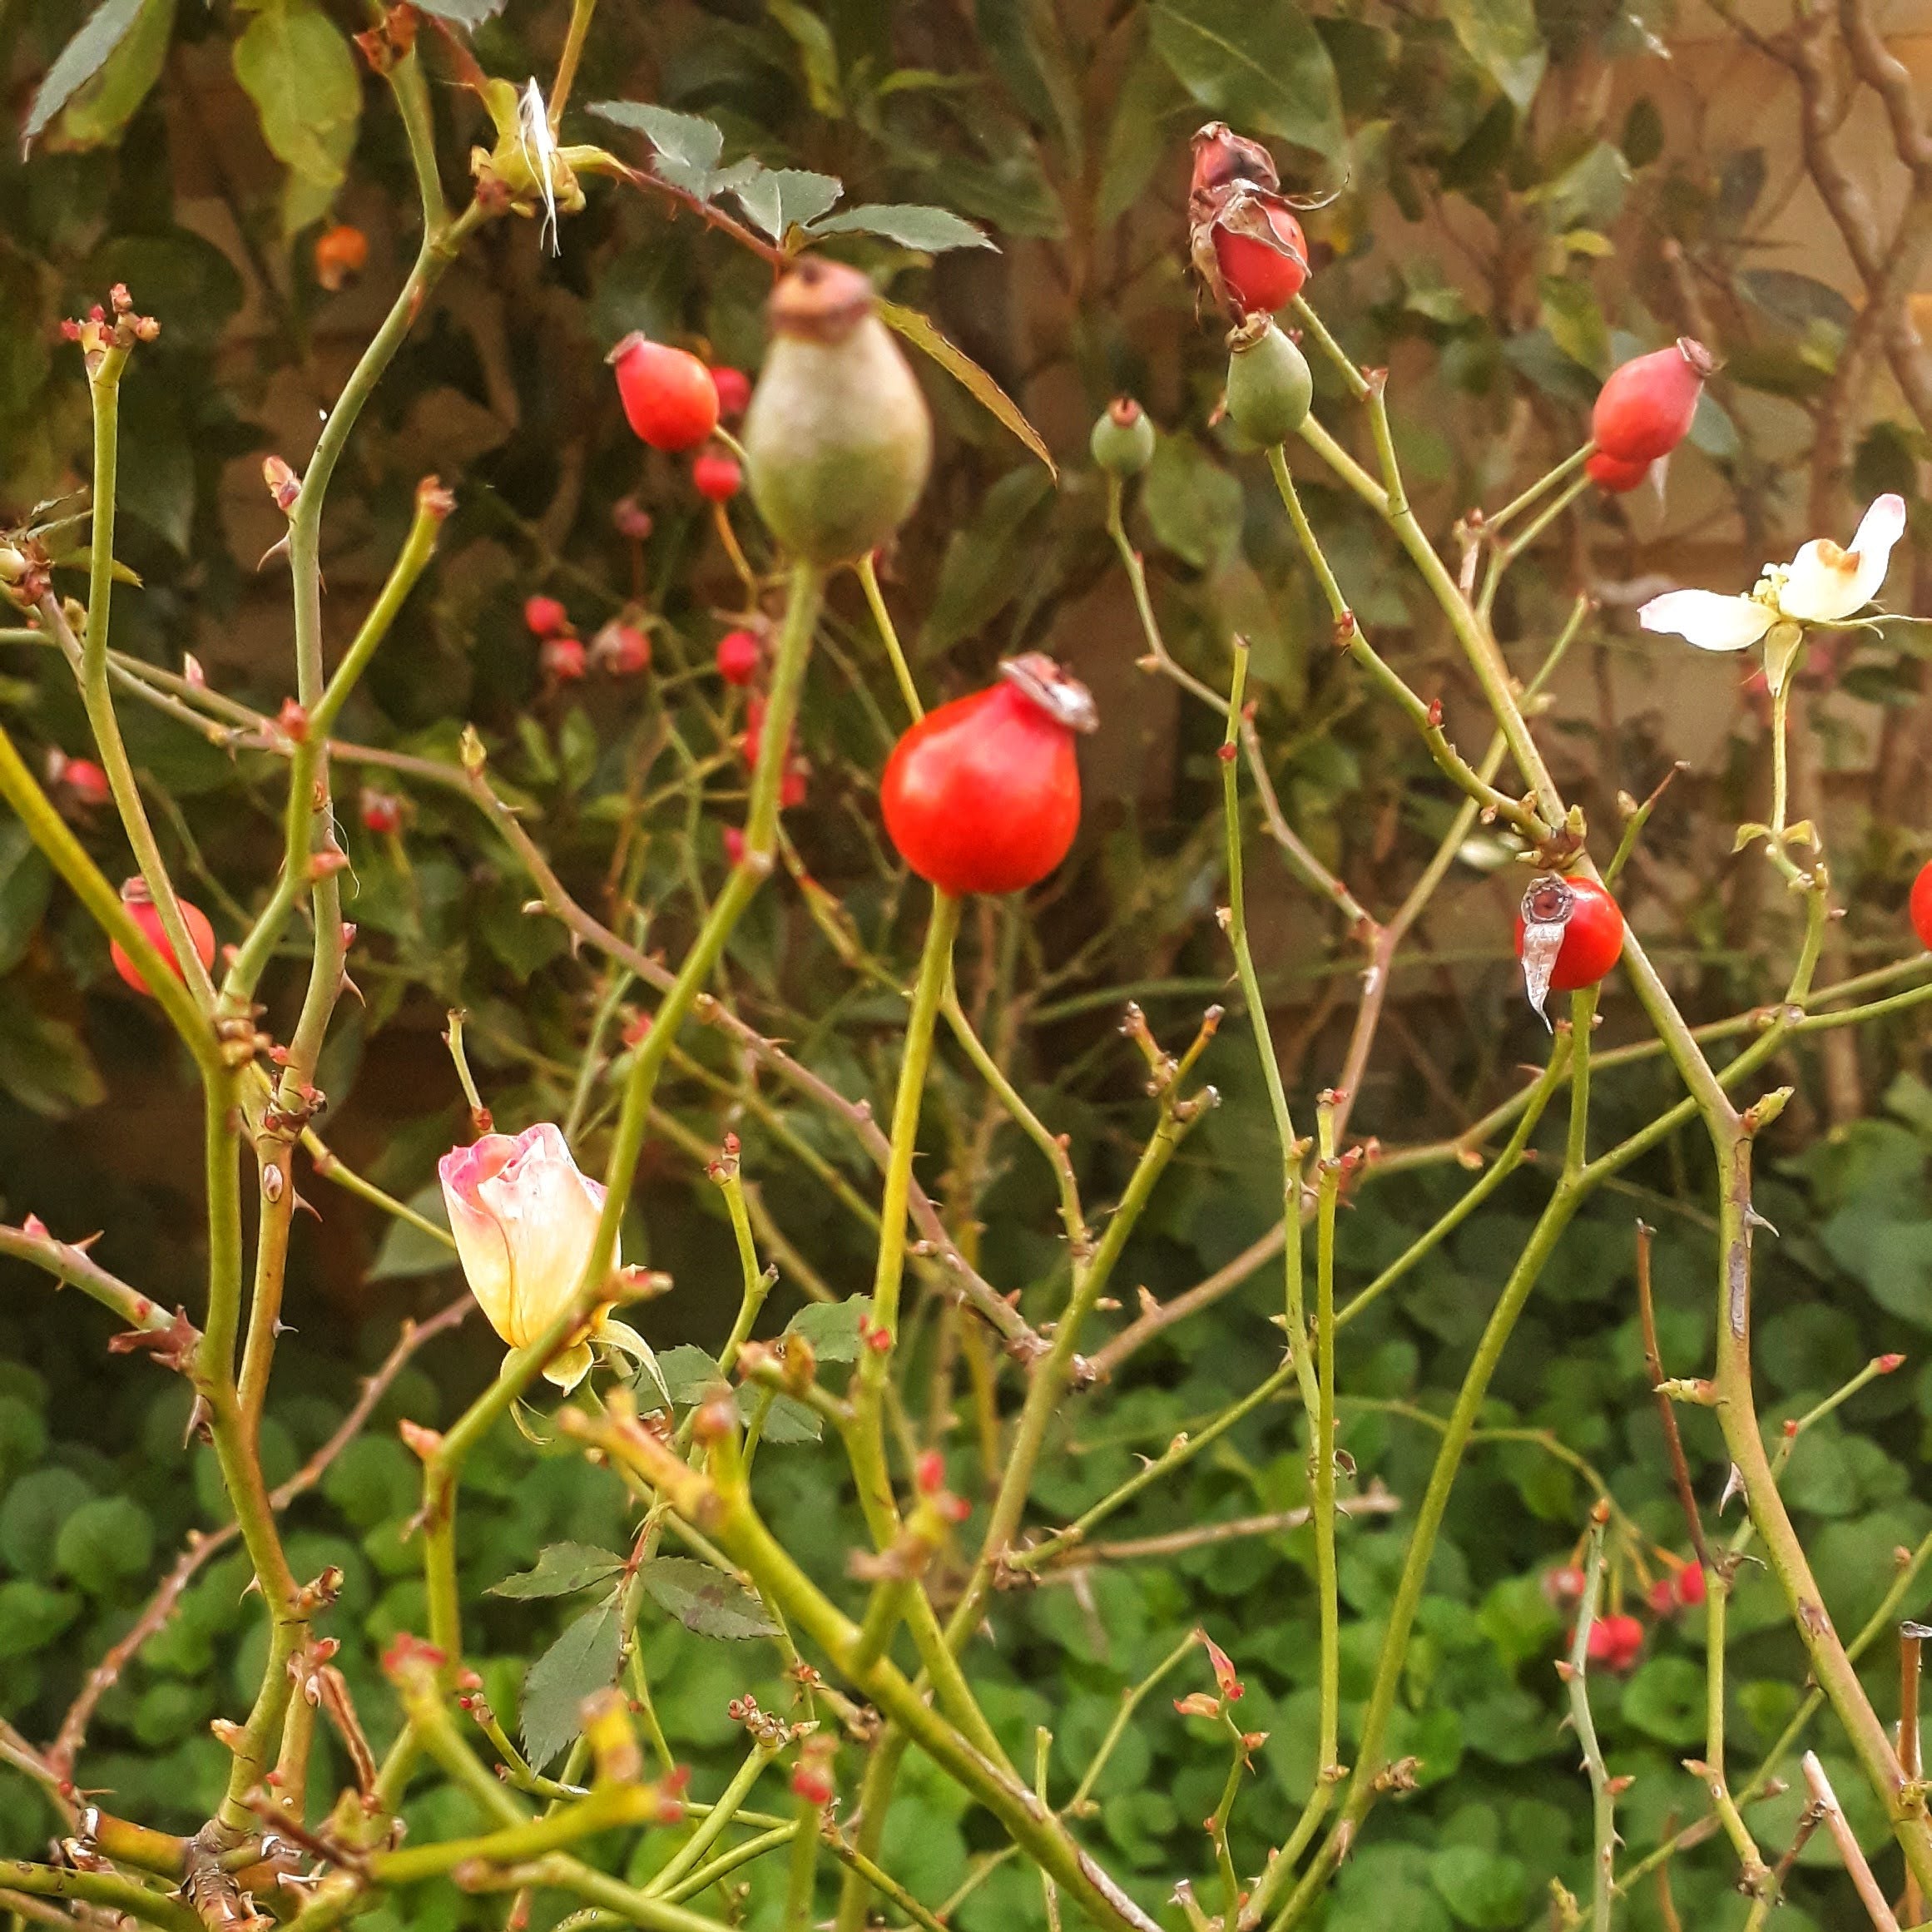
[[610, 335, 720, 453], [360, 788, 404, 836], [542, 634, 587, 681], [1586, 449, 1651, 494], [593, 620, 650, 677], [1911, 859, 1932, 951], [710, 365, 751, 418], [880, 655, 1097, 897], [1585, 1612, 1644, 1673], [1591, 339, 1713, 465], [692, 448, 743, 503], [110, 877, 215, 996], [716, 629, 760, 686], [524, 594, 568, 637], [1513, 874, 1623, 1023], [1211, 199, 1309, 315]]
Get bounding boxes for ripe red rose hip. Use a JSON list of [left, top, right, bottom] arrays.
[[692, 448, 743, 503], [1586, 449, 1650, 494], [110, 877, 215, 996], [1211, 199, 1309, 315], [1585, 1613, 1644, 1673], [524, 594, 568, 637], [1912, 859, 1932, 952], [56, 755, 111, 807], [716, 629, 760, 686], [593, 620, 650, 677], [1591, 339, 1713, 465], [542, 634, 587, 681], [1513, 874, 1624, 1022], [360, 788, 404, 836], [880, 654, 1097, 897], [710, 365, 751, 418], [610, 335, 720, 453]]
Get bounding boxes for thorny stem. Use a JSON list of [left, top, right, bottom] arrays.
[[1563, 1511, 1617, 1932]]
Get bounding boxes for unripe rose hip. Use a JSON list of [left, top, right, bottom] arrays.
[[524, 594, 568, 637], [880, 655, 1097, 897], [610, 335, 720, 453], [1224, 316, 1312, 445], [1591, 339, 1713, 465], [1090, 397, 1156, 478], [716, 629, 760, 686], [692, 448, 743, 503], [742, 259, 933, 565], [110, 877, 215, 996], [1586, 449, 1651, 493]]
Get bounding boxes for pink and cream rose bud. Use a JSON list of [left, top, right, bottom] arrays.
[[438, 1122, 654, 1394]]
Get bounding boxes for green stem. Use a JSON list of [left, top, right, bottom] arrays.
[[855, 550, 924, 721], [1312, 1097, 1340, 1783], [1563, 1513, 1615, 1932], [644, 1744, 780, 1896]]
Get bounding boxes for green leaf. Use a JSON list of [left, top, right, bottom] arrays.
[[639, 1556, 780, 1640], [1538, 277, 1608, 376], [590, 102, 725, 199], [0, 819, 52, 977], [921, 465, 1055, 657], [367, 1186, 458, 1282], [0, 987, 104, 1117], [232, 1, 361, 193], [55, 1494, 153, 1598], [490, 1543, 627, 1599], [59, 0, 176, 150], [655, 1343, 726, 1405], [1150, 0, 1344, 161], [1140, 432, 1243, 571], [731, 167, 843, 241], [768, 0, 843, 117], [0, 1469, 96, 1580], [975, 0, 1084, 167], [1620, 1654, 1707, 1746], [520, 1593, 622, 1771], [22, 0, 147, 148], [875, 299, 1055, 478], [1098, 32, 1192, 228], [1429, 1845, 1529, 1930], [741, 1390, 821, 1444], [784, 1296, 871, 1365], [809, 204, 994, 253], [1443, 0, 1546, 111], [0, 1580, 81, 1661]]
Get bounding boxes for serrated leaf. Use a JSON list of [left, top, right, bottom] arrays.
[[520, 1593, 622, 1770], [414, 0, 510, 22], [785, 1295, 872, 1365], [655, 1342, 726, 1405], [732, 168, 843, 241], [490, 1543, 627, 1599], [810, 204, 993, 253], [589, 101, 724, 199], [22, 0, 146, 150], [1150, 0, 1344, 161], [875, 299, 1055, 479], [755, 1392, 822, 1444], [58, 0, 175, 151], [639, 1558, 779, 1640]]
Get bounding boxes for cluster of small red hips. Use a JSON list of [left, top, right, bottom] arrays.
[[521, 591, 651, 686], [1544, 1558, 1706, 1674]]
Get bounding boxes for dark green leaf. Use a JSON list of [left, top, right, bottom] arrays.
[[490, 1543, 627, 1599], [520, 1593, 622, 1771], [976, 0, 1083, 167], [742, 1390, 821, 1444], [876, 300, 1054, 478], [732, 167, 843, 240], [0, 987, 104, 1117], [1150, 0, 1344, 161], [1538, 277, 1608, 376], [367, 1186, 458, 1281], [59, 0, 176, 151], [1620, 1654, 1707, 1746], [1098, 32, 1191, 228], [55, 1494, 153, 1597], [0, 1469, 96, 1580], [0, 1580, 81, 1660], [1443, 0, 1545, 112], [590, 102, 724, 199], [1429, 1845, 1529, 1930], [1140, 433, 1243, 570], [0, 819, 52, 977], [809, 204, 993, 253], [639, 1557, 780, 1639], [1738, 268, 1857, 335], [768, 0, 843, 116], [22, 0, 146, 149], [785, 1296, 871, 1364]]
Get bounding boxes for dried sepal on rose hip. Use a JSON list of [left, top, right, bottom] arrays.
[[1591, 338, 1713, 466], [110, 877, 216, 997], [1513, 873, 1623, 1025], [1187, 122, 1315, 320], [880, 654, 1096, 898], [741, 257, 933, 566]]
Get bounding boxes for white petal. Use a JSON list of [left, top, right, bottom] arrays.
[[439, 1136, 521, 1345], [1779, 493, 1905, 624], [473, 1123, 617, 1346], [1637, 591, 1774, 652]]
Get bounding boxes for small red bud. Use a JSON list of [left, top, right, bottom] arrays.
[[722, 826, 747, 865], [315, 224, 369, 292], [1426, 698, 1444, 729], [1878, 1353, 1906, 1373], [692, 448, 744, 503], [914, 1450, 946, 1496], [59, 757, 112, 808], [524, 594, 569, 638], [277, 697, 309, 741], [716, 629, 761, 686]]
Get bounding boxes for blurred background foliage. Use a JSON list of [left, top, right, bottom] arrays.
[[1, 1, 1931, 1930]]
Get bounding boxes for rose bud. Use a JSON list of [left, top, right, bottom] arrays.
[[315, 223, 369, 292]]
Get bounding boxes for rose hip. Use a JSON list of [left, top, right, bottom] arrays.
[[610, 336, 720, 453], [110, 877, 215, 996]]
